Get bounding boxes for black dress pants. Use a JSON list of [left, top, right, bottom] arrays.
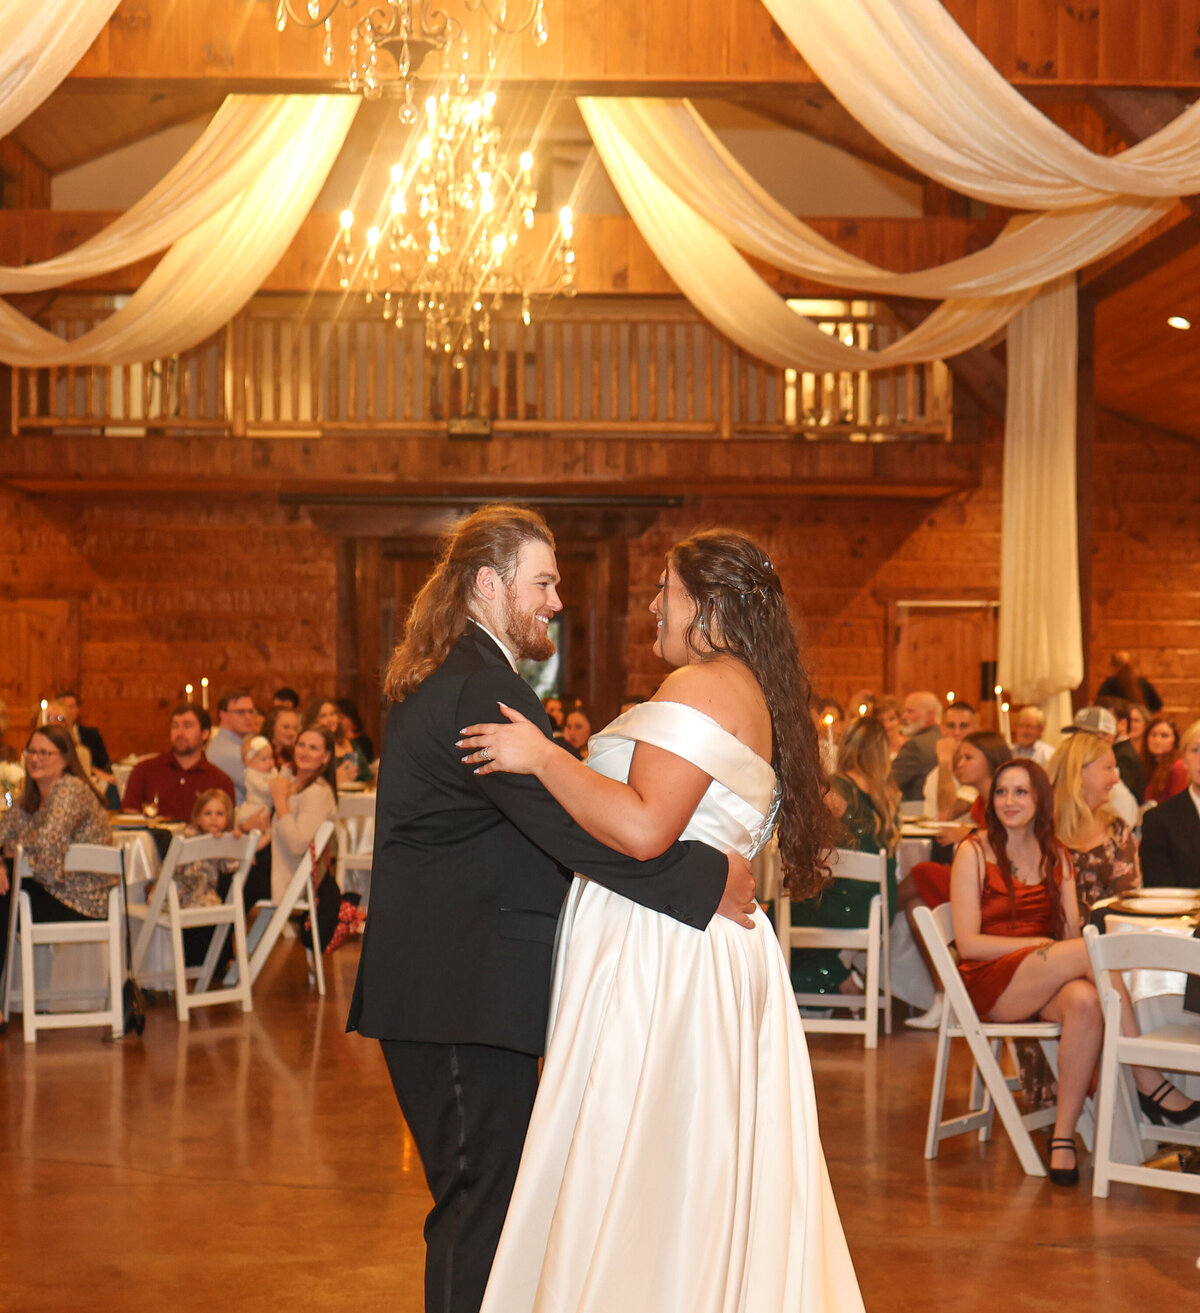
[[381, 1039, 539, 1313]]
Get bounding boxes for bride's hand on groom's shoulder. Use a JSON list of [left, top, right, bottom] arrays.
[[457, 703, 554, 777], [715, 850, 758, 929]]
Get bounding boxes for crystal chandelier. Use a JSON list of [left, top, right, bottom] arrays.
[[274, 0, 548, 116], [336, 84, 576, 367]]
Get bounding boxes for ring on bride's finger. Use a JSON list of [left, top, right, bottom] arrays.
[[480, 745, 491, 762]]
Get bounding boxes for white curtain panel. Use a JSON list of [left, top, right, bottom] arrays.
[[0, 97, 333, 293], [594, 99, 1173, 297], [762, 0, 1200, 209], [0, 0, 122, 139], [580, 97, 1035, 371], [0, 96, 359, 366], [997, 276, 1084, 706]]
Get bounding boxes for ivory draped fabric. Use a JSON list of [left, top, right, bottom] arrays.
[[593, 99, 1174, 298], [580, 97, 1036, 372], [0, 97, 341, 294], [0, 96, 359, 367], [997, 277, 1083, 727], [760, 0, 1200, 209], [0, 0, 122, 140]]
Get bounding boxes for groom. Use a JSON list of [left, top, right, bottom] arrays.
[[348, 504, 757, 1313]]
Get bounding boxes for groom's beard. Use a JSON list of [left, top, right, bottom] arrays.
[[502, 587, 556, 662]]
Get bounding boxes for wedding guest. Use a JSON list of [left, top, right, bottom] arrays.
[[951, 759, 1195, 1184], [206, 689, 256, 805], [1048, 731, 1139, 913], [52, 691, 111, 773], [891, 690, 942, 802], [1011, 706, 1054, 768], [1141, 716, 1188, 805], [1141, 718, 1200, 888], [122, 704, 236, 821], [0, 725, 113, 920], [235, 735, 278, 832], [870, 696, 906, 759], [248, 704, 266, 737], [265, 708, 300, 774], [272, 687, 301, 712], [542, 695, 565, 730], [269, 725, 340, 945], [307, 698, 370, 785], [1127, 702, 1149, 754], [167, 788, 241, 910], [1095, 695, 1147, 801], [336, 697, 375, 765], [789, 716, 900, 997], [559, 708, 593, 762], [1061, 706, 1139, 830], [1097, 649, 1162, 714], [923, 701, 979, 820]]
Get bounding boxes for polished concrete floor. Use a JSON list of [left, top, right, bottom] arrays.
[[2, 940, 1198, 1312]]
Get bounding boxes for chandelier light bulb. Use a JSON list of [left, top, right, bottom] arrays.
[[417, 137, 432, 160], [519, 151, 533, 173], [390, 192, 405, 214], [1168, 315, 1192, 330], [367, 225, 380, 247], [390, 162, 404, 184]]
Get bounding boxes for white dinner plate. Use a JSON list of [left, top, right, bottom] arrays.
[[1127, 887, 1200, 903], [1112, 896, 1200, 916]]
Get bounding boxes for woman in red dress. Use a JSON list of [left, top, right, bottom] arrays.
[[951, 760, 1198, 1186]]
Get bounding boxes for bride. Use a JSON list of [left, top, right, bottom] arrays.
[[458, 530, 865, 1313]]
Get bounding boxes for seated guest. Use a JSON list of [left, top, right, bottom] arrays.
[[122, 703, 236, 822], [235, 735, 278, 833], [265, 708, 300, 774], [542, 695, 565, 730], [1097, 649, 1163, 714], [1011, 706, 1054, 768], [951, 759, 1195, 1185], [923, 701, 979, 820], [269, 726, 340, 945], [1127, 702, 1149, 754], [1048, 730, 1139, 913], [166, 788, 242, 909], [1062, 706, 1139, 829], [1141, 716, 1188, 805], [42, 700, 118, 808], [306, 698, 371, 784], [870, 696, 906, 759], [336, 697, 375, 766], [1141, 718, 1200, 887], [272, 686, 301, 712], [789, 716, 900, 997], [559, 708, 593, 762], [891, 690, 943, 803], [206, 689, 256, 805], [52, 690, 111, 774], [0, 725, 113, 921], [1095, 695, 1147, 801]]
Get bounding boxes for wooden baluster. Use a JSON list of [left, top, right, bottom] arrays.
[[496, 319, 508, 420], [366, 318, 378, 424], [666, 321, 677, 422], [590, 322, 602, 422], [553, 320, 564, 421], [516, 315, 527, 420], [647, 322, 659, 422], [687, 322, 697, 423], [628, 322, 639, 422], [718, 339, 732, 439], [384, 318, 397, 421], [571, 319, 582, 421], [347, 320, 359, 422]]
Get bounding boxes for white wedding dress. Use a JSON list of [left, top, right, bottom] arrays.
[[480, 701, 865, 1313]]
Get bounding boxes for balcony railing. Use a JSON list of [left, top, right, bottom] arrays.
[[10, 296, 951, 442]]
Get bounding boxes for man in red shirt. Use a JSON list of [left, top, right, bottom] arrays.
[[121, 703, 236, 821]]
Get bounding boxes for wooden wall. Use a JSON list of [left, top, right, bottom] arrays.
[[0, 490, 337, 758]]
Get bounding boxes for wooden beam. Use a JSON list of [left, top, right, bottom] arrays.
[[886, 298, 1007, 418]]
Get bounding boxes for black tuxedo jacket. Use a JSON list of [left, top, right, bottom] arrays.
[[1140, 790, 1200, 889], [347, 625, 728, 1055]]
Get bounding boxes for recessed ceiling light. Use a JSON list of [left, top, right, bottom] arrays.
[[1167, 315, 1192, 330]]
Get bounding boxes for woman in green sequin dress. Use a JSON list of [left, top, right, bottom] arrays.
[[789, 716, 900, 995]]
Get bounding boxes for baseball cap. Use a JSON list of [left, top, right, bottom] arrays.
[[1064, 706, 1117, 737]]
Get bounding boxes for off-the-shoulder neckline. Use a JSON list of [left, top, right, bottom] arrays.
[[608, 699, 776, 779]]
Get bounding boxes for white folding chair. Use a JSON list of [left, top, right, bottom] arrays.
[[14, 843, 126, 1043], [131, 832, 258, 1021], [913, 903, 1090, 1176], [777, 846, 892, 1048], [1083, 924, 1200, 1198], [245, 820, 334, 996], [334, 793, 375, 909]]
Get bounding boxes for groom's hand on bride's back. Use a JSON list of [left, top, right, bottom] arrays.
[[715, 850, 758, 928]]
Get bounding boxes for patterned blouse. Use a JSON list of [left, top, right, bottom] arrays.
[[1066, 817, 1139, 914], [0, 775, 114, 917]]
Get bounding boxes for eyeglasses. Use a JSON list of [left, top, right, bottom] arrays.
[[24, 748, 64, 761]]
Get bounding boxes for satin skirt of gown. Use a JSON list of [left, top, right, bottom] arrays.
[[480, 702, 865, 1313]]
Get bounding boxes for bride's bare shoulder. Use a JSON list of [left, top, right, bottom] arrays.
[[651, 660, 766, 740]]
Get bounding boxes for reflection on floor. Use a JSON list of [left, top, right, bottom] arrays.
[[1, 939, 1197, 1312]]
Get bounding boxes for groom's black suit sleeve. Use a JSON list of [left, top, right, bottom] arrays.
[[457, 662, 726, 925]]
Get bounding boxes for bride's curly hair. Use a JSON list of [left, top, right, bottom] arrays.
[[669, 530, 833, 901]]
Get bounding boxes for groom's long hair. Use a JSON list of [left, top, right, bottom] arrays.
[[384, 505, 555, 702], [670, 530, 834, 902]]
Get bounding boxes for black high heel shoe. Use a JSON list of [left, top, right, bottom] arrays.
[[1138, 1080, 1200, 1127], [1048, 1138, 1079, 1187]]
